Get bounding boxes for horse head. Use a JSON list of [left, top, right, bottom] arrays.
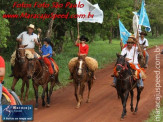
[[76, 55, 87, 76], [27, 58, 37, 79], [16, 45, 28, 63], [116, 53, 128, 73]]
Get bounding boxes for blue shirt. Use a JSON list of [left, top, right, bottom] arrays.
[[41, 45, 53, 57]]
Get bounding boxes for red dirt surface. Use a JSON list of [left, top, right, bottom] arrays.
[[30, 45, 163, 122]]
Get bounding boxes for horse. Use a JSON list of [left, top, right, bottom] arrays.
[[11, 44, 30, 101], [138, 42, 146, 68], [27, 58, 59, 109], [115, 53, 142, 120], [72, 55, 94, 109]]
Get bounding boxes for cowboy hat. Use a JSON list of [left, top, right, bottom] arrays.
[[128, 34, 136, 41], [140, 32, 147, 36], [80, 35, 89, 42], [27, 24, 35, 30], [127, 38, 135, 43]]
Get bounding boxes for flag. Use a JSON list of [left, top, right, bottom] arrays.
[[138, 0, 151, 32], [119, 19, 131, 44], [76, 0, 103, 24], [133, 13, 139, 37]]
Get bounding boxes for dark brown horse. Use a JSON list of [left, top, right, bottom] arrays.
[[138, 42, 146, 68], [115, 54, 142, 120], [72, 55, 94, 109], [27, 58, 59, 109], [11, 45, 30, 101]]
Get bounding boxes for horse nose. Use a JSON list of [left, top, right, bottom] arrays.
[[78, 70, 82, 75], [27, 75, 31, 79]]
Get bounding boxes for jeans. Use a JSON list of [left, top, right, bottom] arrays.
[[0, 83, 2, 115], [113, 64, 144, 87], [145, 51, 149, 65]]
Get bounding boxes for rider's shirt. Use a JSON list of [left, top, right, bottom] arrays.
[[17, 31, 38, 49], [121, 46, 139, 65], [41, 45, 53, 58], [139, 37, 149, 50], [0, 56, 5, 82], [76, 43, 89, 55]]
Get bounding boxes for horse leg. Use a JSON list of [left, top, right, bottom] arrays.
[[46, 85, 49, 106], [120, 91, 129, 120], [130, 90, 134, 112], [11, 77, 19, 91], [42, 84, 48, 107], [87, 80, 92, 103], [79, 82, 85, 104], [48, 80, 55, 104], [74, 82, 80, 109], [20, 80, 26, 101], [134, 87, 142, 113], [33, 83, 39, 109], [24, 78, 29, 101]]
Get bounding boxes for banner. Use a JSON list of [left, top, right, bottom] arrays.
[[119, 19, 131, 44], [76, 0, 103, 23]]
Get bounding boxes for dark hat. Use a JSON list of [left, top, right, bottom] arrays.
[[80, 35, 89, 42], [43, 37, 51, 44], [140, 32, 147, 36]]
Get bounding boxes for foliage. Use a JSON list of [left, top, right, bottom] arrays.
[[0, 10, 10, 48]]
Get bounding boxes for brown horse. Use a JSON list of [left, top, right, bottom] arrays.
[[72, 55, 94, 109], [11, 45, 30, 101], [27, 58, 59, 109], [138, 42, 146, 68]]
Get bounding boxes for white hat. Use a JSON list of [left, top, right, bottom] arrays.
[[27, 24, 35, 30]]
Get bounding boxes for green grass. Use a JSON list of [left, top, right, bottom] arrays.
[[3, 36, 163, 100], [146, 100, 163, 122]]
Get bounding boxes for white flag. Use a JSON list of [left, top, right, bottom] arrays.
[[76, 0, 103, 24], [133, 12, 139, 38]]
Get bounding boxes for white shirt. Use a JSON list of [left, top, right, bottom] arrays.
[[139, 37, 149, 50], [17, 31, 38, 49], [121, 46, 139, 65]]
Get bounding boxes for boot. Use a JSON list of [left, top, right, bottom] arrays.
[[9, 66, 14, 77]]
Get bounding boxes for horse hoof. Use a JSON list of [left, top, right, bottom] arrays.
[[120, 118, 124, 121], [75, 105, 80, 109], [130, 108, 134, 112], [86, 99, 90, 103], [133, 112, 137, 115], [46, 104, 50, 107], [34, 108, 38, 110]]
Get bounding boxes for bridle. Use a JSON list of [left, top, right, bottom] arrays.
[[16, 47, 26, 60], [116, 63, 128, 71]]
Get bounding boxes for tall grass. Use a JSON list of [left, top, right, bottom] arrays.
[[3, 36, 163, 100]]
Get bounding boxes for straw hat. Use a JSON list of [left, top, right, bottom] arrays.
[[127, 38, 135, 43], [27, 24, 35, 30]]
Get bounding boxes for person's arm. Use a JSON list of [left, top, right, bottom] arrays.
[[34, 38, 40, 46], [16, 32, 24, 42], [75, 35, 80, 46], [144, 39, 149, 48], [85, 45, 89, 55]]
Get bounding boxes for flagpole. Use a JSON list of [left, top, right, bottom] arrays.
[[118, 14, 123, 50], [77, 22, 80, 54]]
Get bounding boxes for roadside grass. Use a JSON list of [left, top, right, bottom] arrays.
[[145, 100, 163, 122], [3, 36, 163, 101]]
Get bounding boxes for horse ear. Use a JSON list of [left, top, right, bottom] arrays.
[[24, 45, 28, 48], [116, 53, 120, 57], [123, 53, 127, 58]]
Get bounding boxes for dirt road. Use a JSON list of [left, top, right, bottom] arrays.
[[31, 45, 163, 122]]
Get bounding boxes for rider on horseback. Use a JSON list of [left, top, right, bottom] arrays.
[[112, 36, 146, 89], [39, 38, 56, 78], [68, 35, 98, 80], [9, 24, 40, 77], [139, 32, 149, 68]]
